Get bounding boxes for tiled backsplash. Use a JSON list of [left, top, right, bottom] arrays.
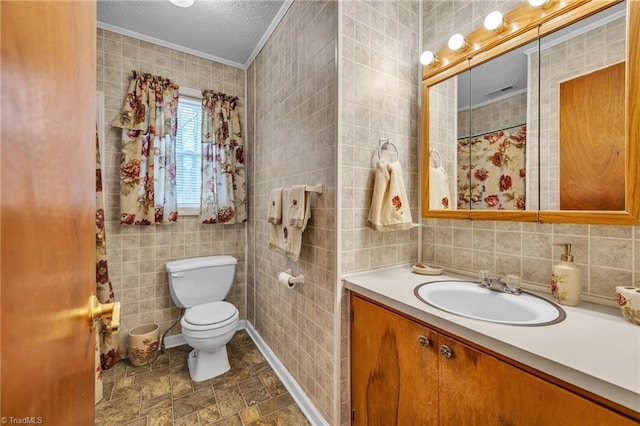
[[97, 29, 247, 351], [422, 219, 640, 304]]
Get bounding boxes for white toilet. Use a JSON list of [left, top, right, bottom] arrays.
[[166, 255, 239, 382]]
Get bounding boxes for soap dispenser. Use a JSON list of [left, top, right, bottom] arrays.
[[551, 243, 582, 306]]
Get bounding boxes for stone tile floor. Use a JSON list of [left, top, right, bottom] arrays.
[[96, 331, 310, 425]]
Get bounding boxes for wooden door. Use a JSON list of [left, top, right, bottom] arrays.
[[1, 1, 97, 424], [559, 62, 625, 210], [351, 295, 439, 426], [438, 335, 638, 425]]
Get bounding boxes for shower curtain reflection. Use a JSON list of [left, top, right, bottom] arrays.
[[457, 124, 527, 210]]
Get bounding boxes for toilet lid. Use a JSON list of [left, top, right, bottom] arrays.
[[184, 301, 237, 326]]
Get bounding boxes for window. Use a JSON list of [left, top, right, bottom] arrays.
[[175, 91, 202, 214]]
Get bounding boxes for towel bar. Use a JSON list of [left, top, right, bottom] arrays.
[[305, 184, 323, 194]]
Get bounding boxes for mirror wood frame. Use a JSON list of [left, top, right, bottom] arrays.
[[420, 0, 640, 225]]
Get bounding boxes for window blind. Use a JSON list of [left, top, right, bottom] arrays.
[[176, 96, 202, 209]]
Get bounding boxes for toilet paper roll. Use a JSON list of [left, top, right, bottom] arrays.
[[278, 271, 296, 289], [616, 286, 636, 294]]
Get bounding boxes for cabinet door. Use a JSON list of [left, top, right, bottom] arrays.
[[351, 295, 438, 426], [438, 334, 496, 425], [438, 335, 637, 426]]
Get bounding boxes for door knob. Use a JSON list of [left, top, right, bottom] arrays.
[[439, 344, 454, 359], [418, 335, 431, 347], [88, 295, 121, 332]]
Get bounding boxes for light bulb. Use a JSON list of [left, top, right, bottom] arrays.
[[527, 0, 551, 7], [448, 33, 466, 51], [420, 50, 437, 66], [169, 0, 195, 7], [484, 11, 504, 32]]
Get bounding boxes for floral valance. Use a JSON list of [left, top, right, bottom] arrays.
[[112, 71, 179, 133], [201, 91, 242, 147], [113, 71, 179, 225]]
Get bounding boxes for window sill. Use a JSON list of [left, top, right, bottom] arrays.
[[178, 207, 200, 217]]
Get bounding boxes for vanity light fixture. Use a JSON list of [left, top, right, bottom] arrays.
[[527, 0, 552, 8], [484, 11, 505, 32], [169, 0, 195, 7], [420, 50, 438, 66], [448, 33, 467, 51]]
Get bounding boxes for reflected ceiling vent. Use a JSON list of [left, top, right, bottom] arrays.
[[485, 85, 514, 97]]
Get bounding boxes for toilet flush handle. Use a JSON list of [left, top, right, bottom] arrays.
[[171, 272, 184, 278], [88, 295, 121, 333]]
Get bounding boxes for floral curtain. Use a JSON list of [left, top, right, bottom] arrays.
[[112, 71, 179, 225], [95, 130, 120, 370], [200, 90, 247, 224], [457, 124, 527, 210]]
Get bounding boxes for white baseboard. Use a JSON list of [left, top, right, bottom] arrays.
[[244, 322, 328, 426], [161, 320, 328, 425]]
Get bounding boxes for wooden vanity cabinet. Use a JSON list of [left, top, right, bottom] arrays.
[[351, 294, 438, 425], [350, 294, 638, 426]]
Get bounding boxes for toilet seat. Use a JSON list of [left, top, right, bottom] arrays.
[[182, 301, 239, 333]]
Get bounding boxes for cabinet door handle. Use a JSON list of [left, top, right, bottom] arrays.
[[418, 335, 431, 348], [439, 344, 454, 359]]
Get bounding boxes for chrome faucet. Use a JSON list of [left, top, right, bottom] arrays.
[[478, 271, 522, 295]]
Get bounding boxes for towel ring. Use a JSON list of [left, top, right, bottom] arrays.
[[430, 149, 442, 168], [378, 138, 399, 161]]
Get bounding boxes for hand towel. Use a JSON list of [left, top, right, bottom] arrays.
[[268, 187, 305, 261], [429, 166, 451, 210], [298, 191, 312, 232], [267, 188, 283, 224], [367, 160, 413, 231], [286, 185, 310, 228]]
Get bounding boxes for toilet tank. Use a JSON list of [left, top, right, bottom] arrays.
[[166, 255, 237, 308]]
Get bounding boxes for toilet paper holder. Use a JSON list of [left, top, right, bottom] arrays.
[[282, 269, 305, 285]]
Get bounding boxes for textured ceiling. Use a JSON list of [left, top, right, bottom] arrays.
[[97, 0, 288, 69]]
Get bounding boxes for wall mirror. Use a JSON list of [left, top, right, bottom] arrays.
[[427, 65, 470, 217], [537, 2, 626, 211], [421, 0, 640, 225], [462, 40, 537, 213]]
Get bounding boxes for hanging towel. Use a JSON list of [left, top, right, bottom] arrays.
[[367, 160, 413, 231], [295, 191, 311, 232], [429, 166, 451, 210], [268, 187, 308, 261], [286, 185, 309, 228], [267, 188, 283, 224]]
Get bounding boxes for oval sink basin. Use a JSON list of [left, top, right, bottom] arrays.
[[415, 281, 565, 326]]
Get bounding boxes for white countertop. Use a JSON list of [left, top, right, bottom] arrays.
[[343, 264, 640, 414]]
